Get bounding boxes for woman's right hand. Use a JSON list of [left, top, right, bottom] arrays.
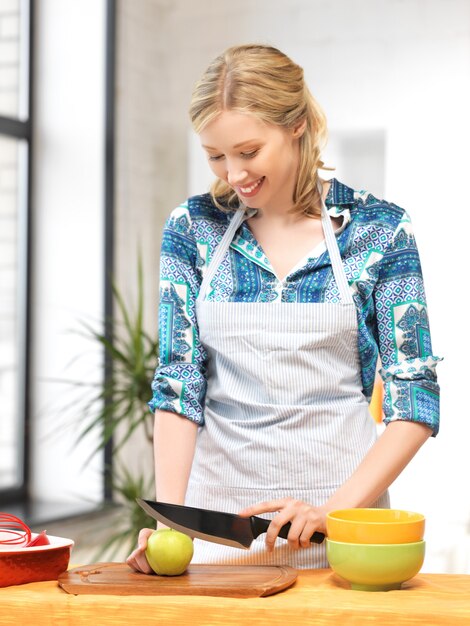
[[126, 528, 155, 574]]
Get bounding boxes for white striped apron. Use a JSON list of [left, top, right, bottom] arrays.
[[186, 194, 389, 568]]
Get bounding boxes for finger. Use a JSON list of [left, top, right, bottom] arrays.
[[299, 520, 319, 548], [126, 550, 142, 572], [264, 510, 297, 552], [286, 516, 312, 550], [126, 546, 154, 574], [126, 551, 140, 572], [126, 529, 155, 574], [137, 527, 155, 550], [238, 499, 292, 517], [134, 551, 154, 574]]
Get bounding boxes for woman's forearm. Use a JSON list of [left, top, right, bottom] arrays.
[[153, 409, 199, 505], [126, 411, 198, 570], [323, 420, 432, 512]]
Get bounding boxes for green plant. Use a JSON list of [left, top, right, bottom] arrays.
[[67, 257, 159, 558], [92, 464, 156, 561], [76, 258, 158, 460]]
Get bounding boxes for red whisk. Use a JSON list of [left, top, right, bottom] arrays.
[[0, 513, 32, 546]]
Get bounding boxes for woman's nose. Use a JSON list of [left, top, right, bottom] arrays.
[[226, 164, 248, 187]]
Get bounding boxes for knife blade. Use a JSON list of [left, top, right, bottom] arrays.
[[136, 498, 325, 550]]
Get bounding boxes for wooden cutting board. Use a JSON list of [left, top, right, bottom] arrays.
[[58, 562, 298, 597]]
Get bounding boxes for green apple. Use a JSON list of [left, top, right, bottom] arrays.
[[145, 528, 194, 576]]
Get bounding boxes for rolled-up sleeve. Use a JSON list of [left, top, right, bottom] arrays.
[[148, 203, 207, 424], [374, 211, 441, 436]]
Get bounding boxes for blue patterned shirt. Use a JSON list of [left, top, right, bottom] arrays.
[[150, 178, 441, 436]]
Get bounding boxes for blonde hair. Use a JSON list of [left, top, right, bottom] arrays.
[[189, 44, 329, 217]]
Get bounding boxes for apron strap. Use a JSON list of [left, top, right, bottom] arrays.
[[197, 182, 352, 304], [197, 208, 246, 302], [319, 190, 352, 304]]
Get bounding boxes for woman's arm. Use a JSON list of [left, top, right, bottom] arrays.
[[239, 420, 432, 551], [154, 409, 199, 505], [323, 420, 431, 509], [374, 209, 440, 436], [127, 201, 206, 573], [126, 409, 198, 572]]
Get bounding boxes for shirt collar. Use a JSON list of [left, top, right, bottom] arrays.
[[324, 178, 354, 231], [325, 178, 355, 209], [242, 178, 355, 220]]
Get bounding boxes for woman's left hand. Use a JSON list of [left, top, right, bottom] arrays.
[[238, 498, 328, 552]]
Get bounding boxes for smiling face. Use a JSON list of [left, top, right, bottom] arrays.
[[199, 110, 305, 213]]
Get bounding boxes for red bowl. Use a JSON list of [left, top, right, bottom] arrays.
[[0, 532, 74, 587]]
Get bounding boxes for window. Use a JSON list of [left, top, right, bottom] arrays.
[[0, 0, 31, 499]]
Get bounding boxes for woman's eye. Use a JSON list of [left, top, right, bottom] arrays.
[[207, 149, 258, 161]]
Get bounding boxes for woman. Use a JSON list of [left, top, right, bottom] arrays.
[[127, 44, 440, 571]]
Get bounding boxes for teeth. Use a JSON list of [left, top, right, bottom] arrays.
[[240, 178, 262, 193]]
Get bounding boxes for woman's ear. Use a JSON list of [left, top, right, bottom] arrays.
[[292, 119, 307, 138]]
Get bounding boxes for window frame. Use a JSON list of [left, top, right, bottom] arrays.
[[0, 0, 116, 509], [0, 0, 33, 504]]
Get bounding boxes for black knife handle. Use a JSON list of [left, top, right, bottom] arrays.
[[251, 515, 325, 544]]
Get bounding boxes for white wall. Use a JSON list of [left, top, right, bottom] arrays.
[[31, 0, 106, 504]]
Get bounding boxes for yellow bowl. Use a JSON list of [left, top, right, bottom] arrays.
[[326, 508, 425, 544], [326, 539, 426, 591]]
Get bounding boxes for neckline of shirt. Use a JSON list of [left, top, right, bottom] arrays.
[[232, 178, 351, 282]]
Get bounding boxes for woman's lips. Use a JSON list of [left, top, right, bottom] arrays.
[[236, 176, 265, 198]]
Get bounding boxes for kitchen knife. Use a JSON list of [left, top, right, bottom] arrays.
[[136, 498, 325, 549]]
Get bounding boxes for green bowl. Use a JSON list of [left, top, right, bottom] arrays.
[[326, 539, 425, 591]]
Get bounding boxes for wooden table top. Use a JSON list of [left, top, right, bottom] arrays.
[[0, 568, 469, 625]]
